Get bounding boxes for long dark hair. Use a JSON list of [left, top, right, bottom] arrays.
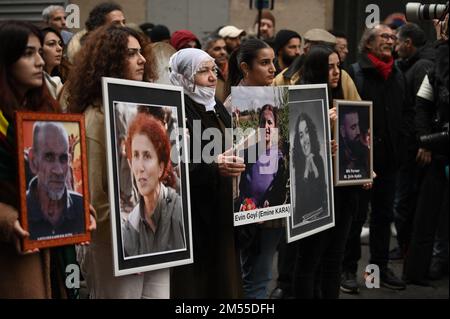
[[67, 25, 157, 113], [298, 44, 344, 106], [293, 112, 321, 180], [40, 26, 70, 81], [0, 21, 58, 119], [225, 38, 271, 96]]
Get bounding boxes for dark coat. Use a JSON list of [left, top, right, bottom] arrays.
[[349, 54, 410, 174], [397, 45, 435, 153], [170, 95, 242, 299]]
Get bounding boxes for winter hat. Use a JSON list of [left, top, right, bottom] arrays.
[[274, 29, 301, 53]]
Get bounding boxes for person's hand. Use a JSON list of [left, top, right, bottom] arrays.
[[416, 148, 432, 166], [79, 206, 97, 246], [331, 139, 338, 156], [329, 106, 337, 124], [217, 148, 245, 177], [263, 200, 270, 208], [362, 182, 373, 190], [305, 153, 319, 179], [362, 170, 377, 190], [13, 220, 39, 255]]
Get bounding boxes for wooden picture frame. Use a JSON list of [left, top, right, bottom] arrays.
[[334, 100, 373, 186], [15, 111, 90, 251]]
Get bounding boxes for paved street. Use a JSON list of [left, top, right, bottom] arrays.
[[269, 232, 449, 299]]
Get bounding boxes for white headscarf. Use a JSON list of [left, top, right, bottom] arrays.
[[169, 48, 217, 111]]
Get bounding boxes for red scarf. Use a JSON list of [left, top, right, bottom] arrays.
[[367, 53, 394, 80]]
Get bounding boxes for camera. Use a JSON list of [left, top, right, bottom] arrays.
[[419, 123, 449, 154], [406, 2, 449, 21]]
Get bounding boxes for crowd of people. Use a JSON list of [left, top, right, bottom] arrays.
[[0, 1, 448, 299]]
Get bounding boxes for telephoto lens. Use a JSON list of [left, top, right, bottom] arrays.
[[406, 2, 449, 21]]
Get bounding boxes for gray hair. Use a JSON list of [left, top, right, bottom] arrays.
[[358, 24, 391, 54], [202, 33, 224, 52], [32, 122, 69, 154], [42, 5, 65, 23]]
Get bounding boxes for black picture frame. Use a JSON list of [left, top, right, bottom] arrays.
[[102, 77, 193, 276]]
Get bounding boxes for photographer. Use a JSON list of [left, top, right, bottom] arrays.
[[404, 10, 448, 284]]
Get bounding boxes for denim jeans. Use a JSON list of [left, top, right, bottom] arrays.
[[240, 227, 283, 299]]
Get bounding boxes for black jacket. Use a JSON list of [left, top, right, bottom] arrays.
[[415, 41, 449, 157], [397, 45, 435, 152], [349, 54, 410, 174]]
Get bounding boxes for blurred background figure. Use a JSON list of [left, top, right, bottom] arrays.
[[254, 10, 276, 45], [218, 25, 246, 55], [203, 33, 228, 102], [329, 30, 349, 64], [152, 42, 176, 85], [42, 5, 73, 45], [149, 24, 171, 44], [170, 29, 201, 51], [273, 29, 302, 75]]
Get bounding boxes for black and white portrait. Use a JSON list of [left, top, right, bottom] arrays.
[[287, 85, 334, 242]]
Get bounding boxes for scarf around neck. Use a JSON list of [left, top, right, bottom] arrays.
[[367, 53, 394, 80], [169, 48, 217, 111]]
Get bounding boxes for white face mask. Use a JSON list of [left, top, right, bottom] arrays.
[[186, 85, 216, 111]]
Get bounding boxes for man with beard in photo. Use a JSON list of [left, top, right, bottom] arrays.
[[339, 109, 370, 180]]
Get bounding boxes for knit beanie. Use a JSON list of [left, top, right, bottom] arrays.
[[274, 29, 301, 53]]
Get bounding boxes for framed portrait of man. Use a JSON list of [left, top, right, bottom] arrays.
[[334, 100, 373, 186], [286, 84, 335, 243], [102, 77, 193, 276], [231, 86, 290, 226], [15, 112, 91, 251]]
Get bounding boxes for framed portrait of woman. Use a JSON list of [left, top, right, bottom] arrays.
[[15, 111, 91, 250], [231, 86, 291, 226], [102, 77, 193, 276], [334, 100, 373, 186], [287, 84, 335, 243]]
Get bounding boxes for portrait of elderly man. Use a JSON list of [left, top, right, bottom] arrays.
[[27, 122, 84, 240], [338, 108, 370, 180]]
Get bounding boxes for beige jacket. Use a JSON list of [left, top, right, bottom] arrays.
[[84, 105, 111, 243]]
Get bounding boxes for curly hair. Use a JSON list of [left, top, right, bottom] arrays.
[[125, 112, 176, 189], [293, 112, 321, 179], [66, 25, 156, 113], [85, 2, 123, 32]]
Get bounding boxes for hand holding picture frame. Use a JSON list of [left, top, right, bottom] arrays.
[[15, 111, 91, 251], [286, 84, 335, 243], [334, 100, 373, 186]]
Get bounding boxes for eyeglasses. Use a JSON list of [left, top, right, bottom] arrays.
[[379, 33, 397, 41]]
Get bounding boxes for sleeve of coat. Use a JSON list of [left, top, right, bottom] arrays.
[[341, 70, 362, 101], [84, 107, 110, 228], [0, 201, 18, 243]]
